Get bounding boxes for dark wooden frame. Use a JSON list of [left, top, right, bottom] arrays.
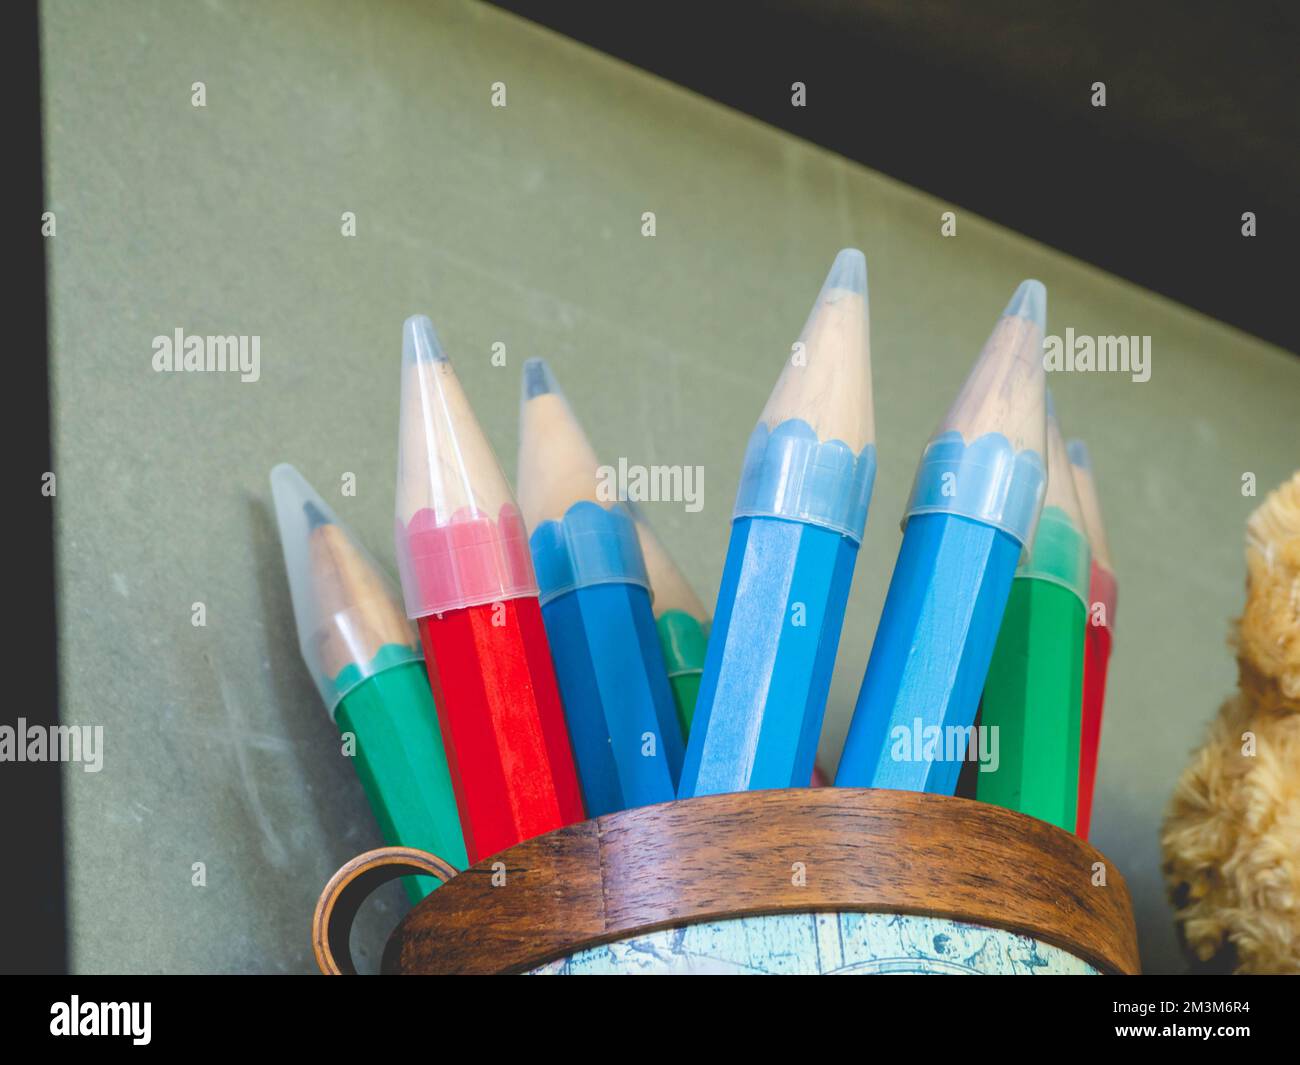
[[314, 788, 1140, 974]]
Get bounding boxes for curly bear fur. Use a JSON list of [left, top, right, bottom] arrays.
[[1161, 473, 1300, 974]]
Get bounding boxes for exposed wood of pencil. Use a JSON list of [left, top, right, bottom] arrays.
[[367, 788, 1139, 974], [634, 518, 709, 621], [944, 313, 1043, 451], [309, 522, 414, 677], [517, 391, 603, 530], [1043, 414, 1086, 520], [398, 357, 510, 524], [1071, 463, 1114, 572], [759, 287, 872, 451]]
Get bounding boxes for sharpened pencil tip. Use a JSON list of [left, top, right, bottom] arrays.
[[1067, 438, 1092, 470], [403, 314, 448, 364], [1003, 280, 1046, 330], [271, 463, 335, 530], [303, 499, 330, 529], [521, 357, 560, 401], [824, 248, 867, 298]]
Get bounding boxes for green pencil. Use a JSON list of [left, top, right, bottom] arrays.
[[628, 502, 711, 738], [977, 395, 1091, 830], [271, 464, 467, 900]]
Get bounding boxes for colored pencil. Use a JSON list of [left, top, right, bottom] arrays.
[[977, 394, 1091, 830], [679, 249, 876, 797], [270, 463, 467, 900], [394, 316, 584, 863], [627, 500, 712, 738], [1067, 438, 1117, 840], [836, 281, 1048, 795], [517, 359, 683, 815]]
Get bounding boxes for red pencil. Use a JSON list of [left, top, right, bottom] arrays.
[[394, 316, 584, 863], [1067, 439, 1116, 840]]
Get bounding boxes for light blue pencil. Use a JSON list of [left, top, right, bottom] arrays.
[[835, 281, 1048, 793], [679, 249, 877, 797]]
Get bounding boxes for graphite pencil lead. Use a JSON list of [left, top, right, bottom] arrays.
[[1066, 437, 1093, 470], [1003, 278, 1047, 330], [521, 356, 559, 401], [303, 498, 329, 530], [823, 244, 868, 298], [403, 314, 449, 363]]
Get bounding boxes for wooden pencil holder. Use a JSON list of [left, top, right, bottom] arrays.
[[313, 788, 1140, 975]]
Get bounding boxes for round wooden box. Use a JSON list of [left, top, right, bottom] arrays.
[[313, 788, 1140, 975]]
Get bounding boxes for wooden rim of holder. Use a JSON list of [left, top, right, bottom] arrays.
[[312, 788, 1140, 975]]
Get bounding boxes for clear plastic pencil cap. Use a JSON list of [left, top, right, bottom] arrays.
[[1042, 394, 1086, 529], [1013, 393, 1092, 607], [755, 248, 874, 452], [734, 249, 878, 541], [1067, 438, 1115, 572], [904, 280, 1048, 546], [270, 463, 419, 714], [394, 315, 537, 618]]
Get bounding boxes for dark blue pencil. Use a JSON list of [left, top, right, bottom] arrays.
[[517, 359, 683, 815]]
